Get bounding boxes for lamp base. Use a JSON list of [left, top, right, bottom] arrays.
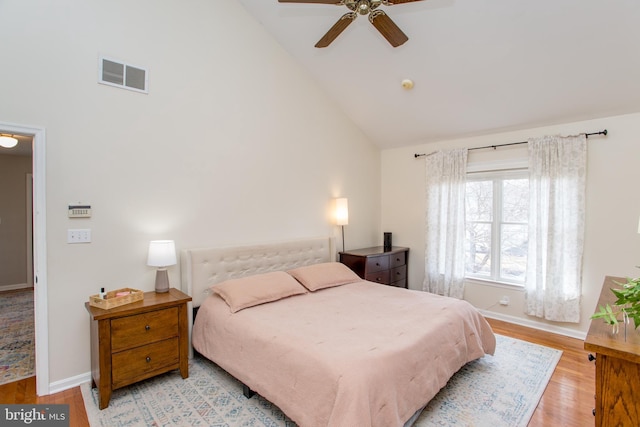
[[155, 268, 170, 293]]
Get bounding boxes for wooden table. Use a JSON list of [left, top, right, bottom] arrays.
[[584, 276, 640, 426]]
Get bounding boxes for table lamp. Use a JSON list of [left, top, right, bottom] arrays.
[[147, 240, 177, 293]]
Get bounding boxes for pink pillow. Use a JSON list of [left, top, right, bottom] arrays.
[[287, 262, 361, 291], [211, 271, 307, 313]]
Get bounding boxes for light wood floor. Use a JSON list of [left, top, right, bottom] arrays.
[[0, 318, 595, 427]]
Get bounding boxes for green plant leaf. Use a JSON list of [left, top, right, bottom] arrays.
[[594, 276, 640, 330]]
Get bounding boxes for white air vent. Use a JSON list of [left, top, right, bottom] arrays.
[[98, 56, 148, 93]]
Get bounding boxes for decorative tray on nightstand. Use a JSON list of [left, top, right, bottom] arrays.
[[88, 287, 144, 310]]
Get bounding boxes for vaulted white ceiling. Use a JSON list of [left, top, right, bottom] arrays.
[[238, 0, 640, 149]]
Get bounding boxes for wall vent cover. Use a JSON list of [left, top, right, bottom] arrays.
[[98, 56, 148, 93]]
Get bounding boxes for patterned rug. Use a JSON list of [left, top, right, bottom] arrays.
[[82, 334, 561, 427], [0, 289, 35, 385]]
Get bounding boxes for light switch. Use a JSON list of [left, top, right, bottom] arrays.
[[67, 229, 91, 243]]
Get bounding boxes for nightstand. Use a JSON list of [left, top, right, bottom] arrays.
[[339, 246, 409, 288], [85, 288, 192, 409]]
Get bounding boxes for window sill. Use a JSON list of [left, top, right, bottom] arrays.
[[464, 277, 525, 291]]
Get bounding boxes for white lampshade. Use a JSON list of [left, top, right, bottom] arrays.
[[0, 135, 18, 148], [147, 240, 177, 267], [335, 198, 349, 226]]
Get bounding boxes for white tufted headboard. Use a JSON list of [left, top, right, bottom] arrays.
[[180, 236, 335, 309], [180, 236, 334, 356]]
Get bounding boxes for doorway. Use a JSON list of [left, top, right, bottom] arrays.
[[0, 122, 48, 395]]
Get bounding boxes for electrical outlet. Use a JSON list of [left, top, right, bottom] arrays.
[[499, 296, 510, 306], [67, 229, 91, 243]]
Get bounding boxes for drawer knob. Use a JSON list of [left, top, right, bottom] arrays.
[[146, 356, 151, 363], [375, 263, 380, 267], [588, 353, 596, 362], [145, 325, 151, 331]]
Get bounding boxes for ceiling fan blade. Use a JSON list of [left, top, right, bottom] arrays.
[[278, 0, 343, 3], [315, 12, 357, 48], [369, 10, 408, 47], [383, 0, 425, 4]]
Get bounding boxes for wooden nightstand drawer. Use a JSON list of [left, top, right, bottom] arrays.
[[365, 269, 391, 284], [365, 255, 389, 273], [111, 307, 178, 352], [112, 338, 179, 388]]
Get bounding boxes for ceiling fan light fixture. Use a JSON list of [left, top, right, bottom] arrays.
[[357, 1, 371, 14], [279, 0, 421, 47], [0, 134, 18, 148]]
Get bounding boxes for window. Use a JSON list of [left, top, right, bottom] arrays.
[[464, 169, 529, 285]]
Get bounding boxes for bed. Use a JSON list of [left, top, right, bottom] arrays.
[[182, 237, 496, 427]]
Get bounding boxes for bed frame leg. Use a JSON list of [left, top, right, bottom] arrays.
[[242, 384, 256, 398]]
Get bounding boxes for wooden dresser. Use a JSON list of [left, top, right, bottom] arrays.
[[339, 246, 409, 288], [85, 288, 192, 409], [584, 276, 640, 426]]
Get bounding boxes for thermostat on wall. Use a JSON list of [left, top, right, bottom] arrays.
[[68, 203, 92, 218]]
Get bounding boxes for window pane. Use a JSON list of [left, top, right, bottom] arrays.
[[502, 179, 529, 223], [466, 181, 493, 221], [465, 223, 491, 277], [500, 224, 528, 281]]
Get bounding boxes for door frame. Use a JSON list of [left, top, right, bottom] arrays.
[[26, 173, 33, 287], [1, 122, 48, 395]]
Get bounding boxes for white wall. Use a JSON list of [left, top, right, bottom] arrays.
[[382, 112, 640, 338], [0, 0, 381, 386], [0, 154, 31, 288]]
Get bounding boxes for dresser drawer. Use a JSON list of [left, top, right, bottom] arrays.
[[390, 252, 406, 268], [365, 269, 391, 284], [112, 337, 179, 388], [365, 255, 390, 273], [391, 265, 407, 282], [111, 307, 179, 352], [391, 278, 407, 288], [339, 247, 409, 289]]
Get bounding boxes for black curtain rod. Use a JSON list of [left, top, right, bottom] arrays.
[[414, 129, 608, 158]]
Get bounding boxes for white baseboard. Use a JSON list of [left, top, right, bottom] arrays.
[[0, 283, 31, 292], [480, 310, 587, 341], [48, 372, 92, 395]]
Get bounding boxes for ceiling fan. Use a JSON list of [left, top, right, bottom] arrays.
[[278, 0, 424, 48]]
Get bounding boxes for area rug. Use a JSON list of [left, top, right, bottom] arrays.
[[0, 289, 35, 385], [82, 334, 561, 427]]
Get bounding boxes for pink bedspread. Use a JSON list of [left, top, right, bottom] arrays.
[[192, 281, 496, 427]]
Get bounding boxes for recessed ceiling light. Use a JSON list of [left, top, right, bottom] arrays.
[[401, 79, 414, 90]]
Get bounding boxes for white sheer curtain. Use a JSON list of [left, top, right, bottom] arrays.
[[423, 149, 468, 299], [525, 134, 587, 323]]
